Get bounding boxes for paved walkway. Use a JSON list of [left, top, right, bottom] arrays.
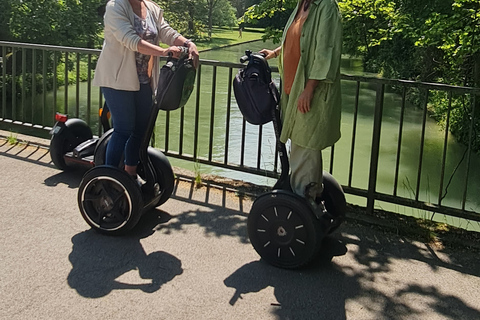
[[1, 132, 479, 319]]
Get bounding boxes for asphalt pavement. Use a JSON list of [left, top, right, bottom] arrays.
[[1, 131, 479, 320]]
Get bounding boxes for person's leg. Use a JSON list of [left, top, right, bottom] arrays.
[[101, 87, 136, 168], [289, 142, 323, 198], [124, 83, 153, 175]]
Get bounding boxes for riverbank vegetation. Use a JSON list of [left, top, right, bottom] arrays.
[[1, 0, 479, 152]]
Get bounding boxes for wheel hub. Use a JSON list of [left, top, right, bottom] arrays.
[[271, 221, 295, 245], [277, 226, 287, 237], [100, 195, 113, 211]]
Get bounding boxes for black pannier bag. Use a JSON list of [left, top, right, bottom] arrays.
[[233, 50, 280, 125], [155, 53, 196, 111]]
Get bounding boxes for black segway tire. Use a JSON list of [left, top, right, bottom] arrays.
[[146, 147, 175, 207], [320, 171, 347, 234], [78, 165, 144, 236], [248, 190, 322, 269], [50, 118, 93, 170]]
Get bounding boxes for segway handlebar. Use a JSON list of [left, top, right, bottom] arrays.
[[240, 50, 267, 64]]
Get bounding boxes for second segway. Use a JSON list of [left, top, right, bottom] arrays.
[[77, 50, 196, 235], [233, 51, 346, 268]]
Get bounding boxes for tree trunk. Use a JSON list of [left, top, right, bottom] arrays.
[[208, 3, 213, 39], [474, 51, 480, 88]]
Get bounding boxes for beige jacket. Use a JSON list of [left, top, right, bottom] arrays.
[[92, 0, 180, 91]]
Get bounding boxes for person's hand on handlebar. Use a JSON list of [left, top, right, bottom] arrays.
[[184, 41, 199, 69], [259, 47, 281, 60], [165, 46, 186, 59]]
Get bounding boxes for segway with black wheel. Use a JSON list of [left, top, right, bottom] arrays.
[[77, 49, 195, 235], [233, 51, 346, 269]]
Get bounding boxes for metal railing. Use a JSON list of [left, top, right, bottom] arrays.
[[1, 41, 479, 224]]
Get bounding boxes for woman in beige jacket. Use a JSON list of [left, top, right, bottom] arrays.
[[93, 0, 199, 179]]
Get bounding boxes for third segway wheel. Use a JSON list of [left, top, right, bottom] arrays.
[[320, 171, 347, 234], [78, 165, 144, 235], [248, 190, 322, 269], [50, 118, 93, 170]]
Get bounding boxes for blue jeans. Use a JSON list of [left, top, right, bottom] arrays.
[[101, 84, 153, 168]]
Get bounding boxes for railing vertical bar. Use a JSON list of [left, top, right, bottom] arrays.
[[75, 53, 80, 117], [461, 94, 476, 210], [273, 134, 280, 175], [240, 118, 246, 166], [86, 54, 92, 127], [53, 51, 58, 120], [208, 65, 217, 162], [42, 50, 47, 125], [438, 91, 452, 206], [193, 64, 202, 159], [64, 52, 69, 114], [415, 90, 429, 201], [98, 88, 102, 136], [21, 48, 26, 122], [393, 86, 407, 196], [366, 83, 385, 214], [329, 144, 334, 174], [1, 46, 6, 118], [165, 110, 170, 152], [224, 68, 233, 165], [257, 125, 263, 169], [348, 81, 360, 187], [179, 102, 185, 155], [31, 49, 36, 123], [12, 48, 16, 120]]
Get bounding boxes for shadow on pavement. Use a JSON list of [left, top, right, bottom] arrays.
[[166, 179, 480, 319], [67, 209, 183, 298], [225, 236, 351, 320], [44, 169, 86, 189]]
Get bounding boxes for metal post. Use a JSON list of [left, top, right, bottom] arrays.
[[366, 83, 385, 214]]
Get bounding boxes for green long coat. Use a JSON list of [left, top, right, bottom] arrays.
[[278, 0, 343, 151]]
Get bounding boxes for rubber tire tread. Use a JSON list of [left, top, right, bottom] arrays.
[[248, 191, 321, 269]]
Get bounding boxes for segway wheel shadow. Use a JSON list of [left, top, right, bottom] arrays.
[[248, 190, 322, 269], [78, 166, 143, 236]]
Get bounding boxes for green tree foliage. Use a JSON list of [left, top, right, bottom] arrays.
[[230, 0, 262, 18], [416, 0, 480, 153], [240, 0, 297, 43], [415, 0, 480, 87], [7, 0, 105, 48], [159, 0, 237, 39], [159, 0, 208, 38], [0, 0, 13, 41], [339, 0, 480, 152]]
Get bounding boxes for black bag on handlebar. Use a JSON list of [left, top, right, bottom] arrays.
[[155, 55, 196, 111], [233, 51, 279, 125]]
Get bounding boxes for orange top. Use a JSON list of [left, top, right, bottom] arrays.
[[282, 14, 308, 95]]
